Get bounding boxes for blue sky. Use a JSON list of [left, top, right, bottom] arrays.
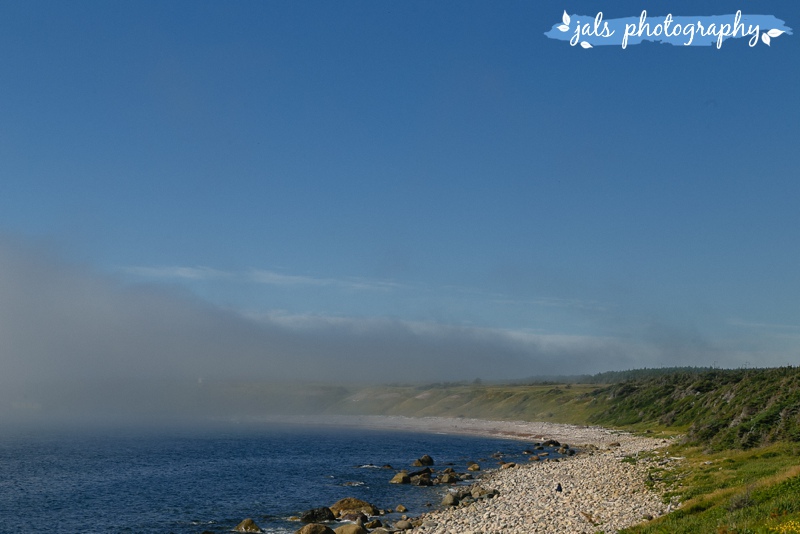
[[1, 0, 799, 391]]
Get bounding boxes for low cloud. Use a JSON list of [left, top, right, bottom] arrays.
[[0, 235, 773, 422], [123, 264, 401, 291]]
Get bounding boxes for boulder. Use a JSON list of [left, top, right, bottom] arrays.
[[339, 512, 367, 524], [300, 507, 335, 523], [333, 525, 368, 534], [295, 525, 336, 534], [441, 493, 459, 506], [412, 454, 434, 466], [501, 462, 516, 469], [364, 519, 382, 529], [389, 472, 410, 484], [411, 473, 432, 486], [394, 520, 413, 530], [467, 463, 480, 471], [408, 467, 433, 477], [329, 497, 379, 517], [395, 504, 407, 513], [438, 473, 458, 484], [234, 518, 261, 532]]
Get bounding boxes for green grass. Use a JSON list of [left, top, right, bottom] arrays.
[[620, 443, 800, 533]]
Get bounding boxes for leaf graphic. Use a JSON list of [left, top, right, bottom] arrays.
[[562, 11, 570, 25], [580, 41, 593, 49], [762, 33, 771, 46], [558, 24, 570, 32], [767, 29, 785, 38]]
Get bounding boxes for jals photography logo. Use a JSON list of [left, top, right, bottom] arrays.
[[545, 10, 792, 49]]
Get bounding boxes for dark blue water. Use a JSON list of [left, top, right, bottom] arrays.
[[0, 422, 554, 533]]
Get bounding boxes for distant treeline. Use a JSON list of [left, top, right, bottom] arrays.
[[519, 366, 720, 385]]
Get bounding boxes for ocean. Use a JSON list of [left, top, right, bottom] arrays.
[[0, 421, 560, 533]]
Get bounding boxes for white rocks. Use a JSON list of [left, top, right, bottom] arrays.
[[406, 435, 675, 534]]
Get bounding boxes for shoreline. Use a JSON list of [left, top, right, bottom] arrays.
[[249, 414, 671, 454], [258, 415, 679, 534]]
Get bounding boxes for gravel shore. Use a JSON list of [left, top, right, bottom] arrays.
[[373, 417, 677, 534], [410, 445, 676, 534], [260, 415, 679, 533]]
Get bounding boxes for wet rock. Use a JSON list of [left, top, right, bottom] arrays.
[[333, 525, 368, 534], [389, 472, 410, 484], [438, 473, 458, 483], [295, 525, 335, 534], [364, 519, 382, 529], [412, 454, 434, 466], [234, 518, 261, 532], [410, 473, 433, 486], [441, 493, 459, 506], [393, 520, 413, 530], [339, 512, 367, 524], [408, 467, 433, 477], [395, 504, 407, 513], [300, 507, 335, 523], [329, 497, 379, 517]]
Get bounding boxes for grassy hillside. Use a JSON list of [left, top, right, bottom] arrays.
[[588, 367, 800, 450], [320, 367, 800, 452], [325, 382, 605, 425]]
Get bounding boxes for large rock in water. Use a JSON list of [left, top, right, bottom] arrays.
[[329, 497, 379, 517], [295, 524, 336, 534], [411, 454, 434, 467], [234, 518, 261, 532], [300, 507, 336, 523], [389, 472, 410, 484], [333, 525, 368, 534]]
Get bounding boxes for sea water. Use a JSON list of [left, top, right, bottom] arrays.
[[0, 422, 558, 533]]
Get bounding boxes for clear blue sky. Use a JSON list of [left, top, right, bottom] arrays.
[[1, 0, 798, 389]]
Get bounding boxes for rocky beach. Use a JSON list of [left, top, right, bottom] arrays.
[[259, 416, 680, 534], [406, 438, 676, 534]]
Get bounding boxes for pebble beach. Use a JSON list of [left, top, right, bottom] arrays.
[[271, 415, 681, 534], [409, 438, 676, 534]]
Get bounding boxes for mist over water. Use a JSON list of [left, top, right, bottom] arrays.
[[0, 236, 681, 426]]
